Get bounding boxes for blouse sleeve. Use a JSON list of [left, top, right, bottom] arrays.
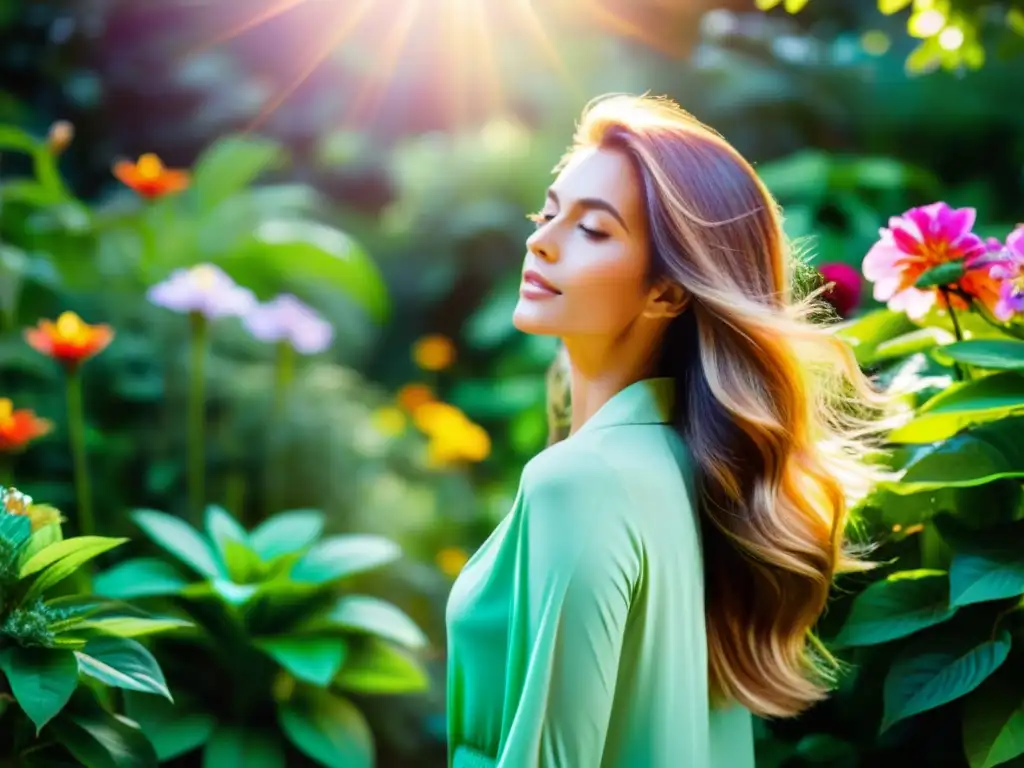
[[495, 451, 642, 767]]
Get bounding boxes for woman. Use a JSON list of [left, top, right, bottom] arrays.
[[446, 94, 880, 768]]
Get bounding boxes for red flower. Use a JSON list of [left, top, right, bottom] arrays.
[[818, 262, 862, 318], [24, 311, 114, 369], [0, 398, 52, 452], [113, 153, 190, 199]]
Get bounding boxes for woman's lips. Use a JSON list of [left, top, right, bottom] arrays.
[[521, 270, 561, 299]]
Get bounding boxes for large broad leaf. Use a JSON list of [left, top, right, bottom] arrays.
[[202, 725, 286, 768], [893, 417, 1024, 493], [882, 629, 1012, 732], [889, 372, 1024, 444], [131, 510, 221, 579], [937, 340, 1024, 372], [18, 522, 64, 569], [333, 638, 429, 694], [123, 691, 217, 762], [249, 509, 325, 561], [320, 595, 427, 649], [290, 534, 401, 585], [93, 558, 190, 600], [255, 636, 348, 687], [833, 570, 957, 648], [0, 646, 79, 732], [75, 636, 171, 700], [217, 220, 388, 321], [49, 690, 159, 768], [278, 690, 374, 768], [191, 134, 285, 212], [934, 514, 1024, 607], [204, 505, 261, 582], [962, 675, 1024, 768], [0, 511, 32, 547]]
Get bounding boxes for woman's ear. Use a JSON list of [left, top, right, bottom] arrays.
[[643, 280, 689, 320]]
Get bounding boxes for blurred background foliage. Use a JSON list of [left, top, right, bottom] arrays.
[[1, 0, 1023, 765]]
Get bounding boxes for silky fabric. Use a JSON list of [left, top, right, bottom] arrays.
[[446, 378, 755, 767]]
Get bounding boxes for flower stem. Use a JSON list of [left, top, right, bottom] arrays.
[[264, 341, 295, 519], [941, 287, 966, 381], [66, 368, 94, 537], [188, 312, 209, 521], [0, 456, 12, 488]]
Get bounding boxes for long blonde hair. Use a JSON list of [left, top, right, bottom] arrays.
[[547, 94, 885, 718]]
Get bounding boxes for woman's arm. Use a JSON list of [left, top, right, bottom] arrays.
[[496, 451, 641, 767]]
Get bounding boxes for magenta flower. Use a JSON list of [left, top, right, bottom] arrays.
[[818, 262, 862, 318], [990, 226, 1024, 321], [862, 202, 998, 319], [243, 294, 334, 354], [147, 264, 256, 319]]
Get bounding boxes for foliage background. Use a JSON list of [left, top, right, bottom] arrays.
[[2, 0, 1024, 765]]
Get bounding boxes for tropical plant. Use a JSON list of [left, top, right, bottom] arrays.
[[757, 212, 1024, 767], [93, 503, 430, 767], [0, 486, 185, 767]]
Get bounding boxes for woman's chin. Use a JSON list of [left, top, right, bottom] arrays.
[[512, 301, 561, 336]]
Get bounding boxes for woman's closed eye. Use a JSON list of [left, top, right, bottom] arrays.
[[527, 211, 610, 241]]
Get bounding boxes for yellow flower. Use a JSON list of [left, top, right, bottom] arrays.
[[371, 406, 407, 437], [435, 546, 469, 578], [412, 334, 456, 371], [1, 487, 64, 532], [414, 402, 491, 467]]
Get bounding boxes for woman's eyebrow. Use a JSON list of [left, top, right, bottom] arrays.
[[546, 188, 630, 233]]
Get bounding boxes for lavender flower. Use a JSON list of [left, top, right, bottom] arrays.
[[147, 264, 255, 319], [243, 294, 334, 354], [990, 226, 1024, 321]]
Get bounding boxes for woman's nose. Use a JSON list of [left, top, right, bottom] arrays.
[[526, 228, 558, 263]]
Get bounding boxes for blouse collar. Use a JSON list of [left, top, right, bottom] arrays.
[[577, 377, 675, 435]]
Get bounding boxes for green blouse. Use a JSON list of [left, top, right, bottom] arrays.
[[446, 378, 755, 768]]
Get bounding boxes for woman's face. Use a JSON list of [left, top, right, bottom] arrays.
[[512, 146, 654, 338]]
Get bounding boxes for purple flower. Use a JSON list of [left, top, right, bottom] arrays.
[[243, 294, 334, 354], [990, 226, 1024, 321], [148, 264, 256, 319]]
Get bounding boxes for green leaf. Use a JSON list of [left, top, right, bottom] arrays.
[[889, 372, 1024, 444], [20, 535, 127, 578], [192, 134, 285, 212], [50, 691, 160, 768], [75, 636, 171, 700], [205, 504, 249, 554], [202, 726, 286, 768], [250, 509, 325, 561], [278, 691, 374, 768], [875, 327, 953, 363], [210, 579, 259, 605], [255, 636, 347, 687], [894, 417, 1024, 493], [0, 646, 79, 732], [938, 340, 1024, 371], [290, 534, 401, 585], [833, 570, 957, 647], [334, 638, 429, 694], [22, 537, 129, 602], [93, 558, 190, 600], [131, 509, 221, 579], [218, 220, 388, 321], [934, 515, 1024, 607], [915, 262, 967, 289], [0, 511, 32, 547], [834, 309, 917, 367], [0, 125, 40, 154], [204, 504, 261, 581], [18, 522, 64, 569], [963, 675, 1024, 768], [882, 630, 1012, 731], [123, 690, 216, 762], [78, 616, 192, 638], [879, 0, 912, 13], [322, 595, 427, 649]]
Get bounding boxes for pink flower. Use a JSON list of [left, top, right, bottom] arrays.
[[990, 226, 1024, 321], [862, 202, 998, 319], [818, 262, 862, 317]]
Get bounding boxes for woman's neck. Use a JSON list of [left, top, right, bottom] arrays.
[[562, 333, 663, 435]]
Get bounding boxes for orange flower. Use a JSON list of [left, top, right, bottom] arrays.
[[397, 383, 435, 413], [0, 399, 52, 452], [414, 401, 491, 467], [24, 311, 114, 369], [435, 546, 470, 578], [113, 153, 190, 199], [412, 335, 456, 371]]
